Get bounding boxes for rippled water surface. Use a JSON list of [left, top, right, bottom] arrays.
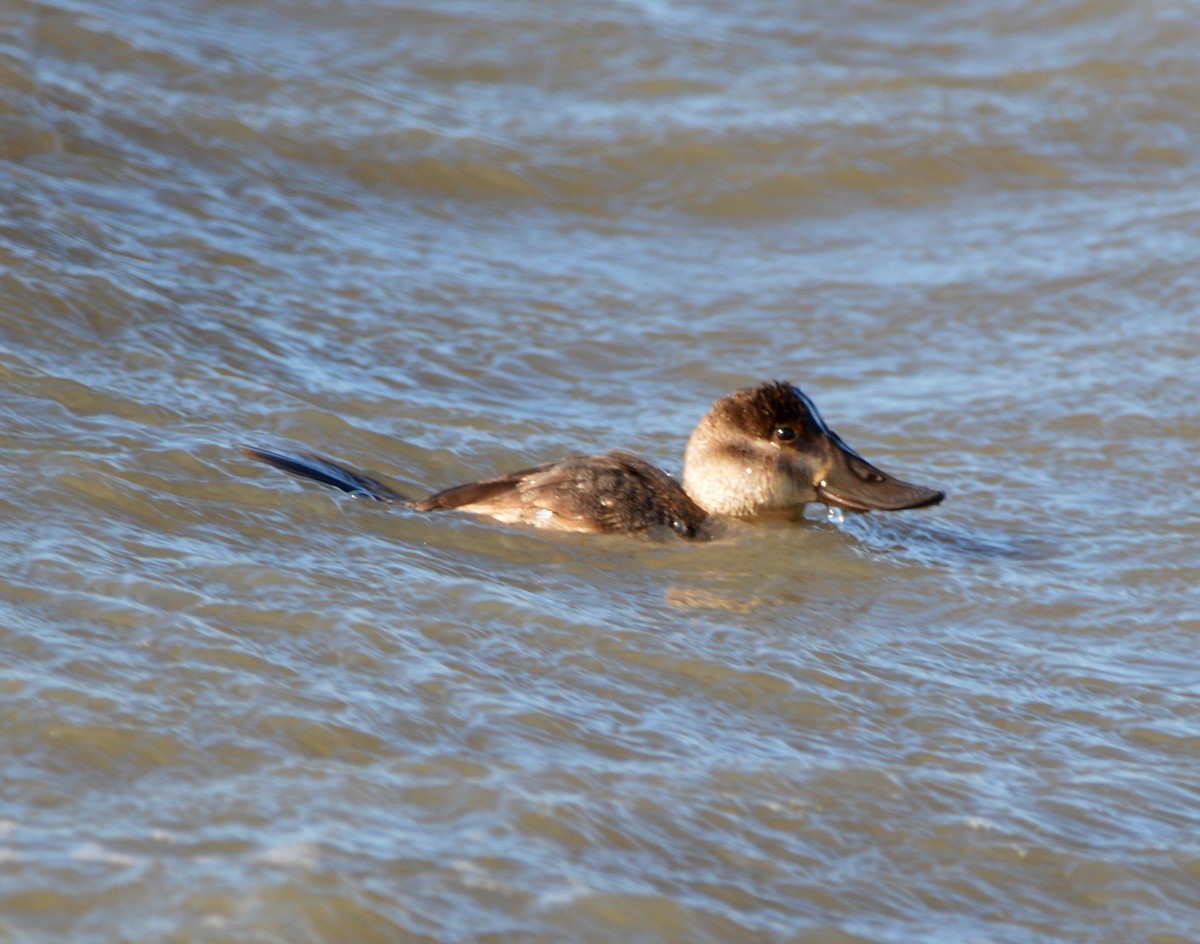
[[2, 0, 1199, 941]]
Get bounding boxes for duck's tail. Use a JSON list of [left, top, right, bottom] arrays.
[[239, 445, 409, 504]]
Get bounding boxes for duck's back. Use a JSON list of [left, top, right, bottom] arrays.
[[416, 450, 709, 538]]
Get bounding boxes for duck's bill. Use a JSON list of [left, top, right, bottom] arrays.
[[816, 437, 944, 512]]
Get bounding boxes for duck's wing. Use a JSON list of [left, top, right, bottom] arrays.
[[240, 446, 409, 503], [411, 460, 560, 513], [417, 450, 709, 537]]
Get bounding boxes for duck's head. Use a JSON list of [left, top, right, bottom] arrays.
[[682, 381, 945, 518]]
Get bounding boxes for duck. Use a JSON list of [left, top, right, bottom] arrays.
[[240, 381, 943, 540]]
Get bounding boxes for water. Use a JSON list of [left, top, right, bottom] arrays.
[[2, 0, 1198, 941]]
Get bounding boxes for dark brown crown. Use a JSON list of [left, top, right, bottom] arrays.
[[708, 381, 826, 439]]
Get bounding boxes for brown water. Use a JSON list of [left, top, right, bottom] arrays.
[[2, 0, 1199, 941]]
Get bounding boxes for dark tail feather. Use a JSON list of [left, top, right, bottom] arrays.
[[240, 445, 409, 503]]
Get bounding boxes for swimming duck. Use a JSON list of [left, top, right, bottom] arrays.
[[241, 381, 943, 539]]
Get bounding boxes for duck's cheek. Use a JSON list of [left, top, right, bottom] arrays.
[[793, 480, 822, 508], [771, 455, 820, 508], [783, 448, 827, 482]]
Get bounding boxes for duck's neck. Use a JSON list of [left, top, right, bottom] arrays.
[[682, 439, 775, 518]]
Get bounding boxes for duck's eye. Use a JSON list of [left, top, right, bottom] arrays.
[[773, 426, 797, 442]]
